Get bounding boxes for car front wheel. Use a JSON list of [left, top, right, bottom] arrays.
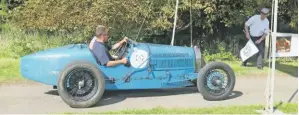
[[197, 62, 235, 101], [57, 61, 105, 108]]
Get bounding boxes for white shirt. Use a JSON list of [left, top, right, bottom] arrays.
[[245, 15, 269, 37]]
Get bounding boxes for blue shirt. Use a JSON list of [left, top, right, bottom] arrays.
[[90, 40, 113, 66]]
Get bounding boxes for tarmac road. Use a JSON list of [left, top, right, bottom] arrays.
[[0, 76, 297, 114]]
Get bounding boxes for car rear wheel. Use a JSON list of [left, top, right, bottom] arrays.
[[197, 62, 235, 101], [58, 61, 105, 108]]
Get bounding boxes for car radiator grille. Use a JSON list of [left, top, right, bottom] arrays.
[[151, 58, 194, 69]]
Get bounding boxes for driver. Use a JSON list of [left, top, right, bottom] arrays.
[[89, 25, 128, 66]]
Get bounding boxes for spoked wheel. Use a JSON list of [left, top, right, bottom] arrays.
[[58, 61, 105, 108], [65, 68, 97, 101], [197, 62, 235, 101]]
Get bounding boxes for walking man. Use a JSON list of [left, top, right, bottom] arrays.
[[242, 8, 270, 69]]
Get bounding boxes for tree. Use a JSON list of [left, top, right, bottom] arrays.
[[8, 0, 298, 47]]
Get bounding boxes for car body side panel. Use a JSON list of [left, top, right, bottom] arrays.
[[21, 43, 199, 90], [21, 44, 98, 86]]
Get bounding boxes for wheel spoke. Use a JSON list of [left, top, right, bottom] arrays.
[[71, 87, 79, 96], [204, 69, 230, 96], [64, 68, 97, 101]]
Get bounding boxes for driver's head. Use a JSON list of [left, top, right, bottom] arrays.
[[95, 25, 109, 42]]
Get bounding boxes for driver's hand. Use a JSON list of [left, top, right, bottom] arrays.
[[120, 57, 128, 64], [121, 37, 128, 44]]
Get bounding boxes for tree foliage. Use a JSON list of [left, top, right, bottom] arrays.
[[5, 0, 298, 46]]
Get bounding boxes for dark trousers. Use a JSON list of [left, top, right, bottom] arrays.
[[243, 36, 265, 67]]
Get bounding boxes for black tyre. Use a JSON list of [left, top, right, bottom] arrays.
[[197, 62, 235, 101], [57, 61, 105, 108]]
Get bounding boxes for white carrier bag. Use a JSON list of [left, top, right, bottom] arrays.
[[240, 39, 259, 62]]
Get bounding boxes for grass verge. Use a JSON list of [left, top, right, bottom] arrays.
[[223, 60, 298, 77], [276, 102, 298, 114], [62, 103, 297, 114], [0, 58, 23, 83]]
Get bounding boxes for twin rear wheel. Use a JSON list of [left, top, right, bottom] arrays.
[[197, 62, 236, 101]]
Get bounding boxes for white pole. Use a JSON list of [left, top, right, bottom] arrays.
[[270, 0, 278, 113], [265, 0, 276, 112], [190, 0, 193, 47], [171, 0, 179, 46]]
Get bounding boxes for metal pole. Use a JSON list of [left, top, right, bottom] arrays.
[[265, 0, 276, 112], [265, 0, 276, 59], [270, 0, 278, 113], [171, 0, 179, 46], [190, 0, 193, 47]]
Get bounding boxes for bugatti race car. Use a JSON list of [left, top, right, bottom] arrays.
[[20, 38, 236, 108]]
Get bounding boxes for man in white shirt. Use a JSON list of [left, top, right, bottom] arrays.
[[242, 8, 270, 69]]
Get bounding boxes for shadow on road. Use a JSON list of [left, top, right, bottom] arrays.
[[227, 91, 243, 100], [104, 87, 199, 97], [44, 87, 243, 107], [44, 89, 126, 107], [275, 62, 298, 77], [95, 87, 200, 107], [45, 90, 59, 95]]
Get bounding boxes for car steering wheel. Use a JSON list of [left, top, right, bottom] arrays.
[[114, 41, 128, 60]]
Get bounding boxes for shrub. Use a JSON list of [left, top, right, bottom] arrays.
[[203, 42, 238, 62], [0, 23, 130, 58], [0, 23, 89, 58]]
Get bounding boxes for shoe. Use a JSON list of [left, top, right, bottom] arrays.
[[257, 66, 263, 70]]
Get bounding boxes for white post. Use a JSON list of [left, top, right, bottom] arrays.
[[265, 0, 276, 112], [171, 0, 179, 46], [190, 0, 193, 47], [270, 0, 278, 113]]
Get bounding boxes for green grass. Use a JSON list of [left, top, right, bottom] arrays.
[[222, 59, 298, 77], [101, 105, 262, 114], [62, 103, 297, 114], [276, 103, 298, 114], [0, 58, 23, 83], [276, 61, 298, 77], [0, 23, 89, 59]]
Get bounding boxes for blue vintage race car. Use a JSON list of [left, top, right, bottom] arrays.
[[20, 38, 235, 108]]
